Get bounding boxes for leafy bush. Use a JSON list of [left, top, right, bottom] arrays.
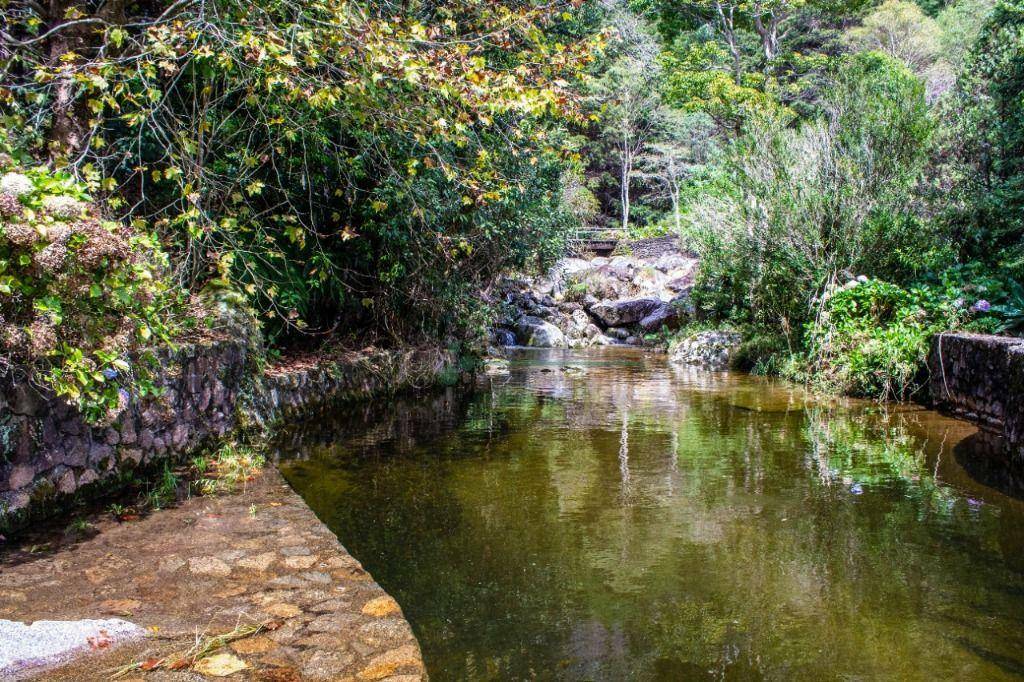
[[803, 278, 964, 399], [688, 52, 937, 343], [944, 0, 1024, 278], [0, 156, 180, 422], [1, 0, 595, 344], [991, 279, 1024, 334]]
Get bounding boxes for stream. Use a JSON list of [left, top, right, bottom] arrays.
[[278, 348, 1024, 681]]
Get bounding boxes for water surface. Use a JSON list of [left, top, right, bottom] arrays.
[[278, 348, 1024, 681]]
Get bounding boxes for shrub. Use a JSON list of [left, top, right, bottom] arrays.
[[0, 157, 180, 422], [2, 0, 595, 344], [688, 52, 936, 343], [944, 0, 1024, 278], [803, 278, 964, 399]]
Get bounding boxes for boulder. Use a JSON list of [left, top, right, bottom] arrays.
[[490, 328, 516, 347], [588, 334, 617, 346], [557, 258, 593, 278], [652, 253, 694, 272], [589, 298, 662, 328], [670, 331, 742, 371], [638, 302, 680, 332], [514, 316, 566, 348]]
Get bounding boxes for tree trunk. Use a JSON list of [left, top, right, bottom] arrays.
[[621, 130, 632, 232]]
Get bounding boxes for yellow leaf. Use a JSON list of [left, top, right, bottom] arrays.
[[193, 653, 248, 677]]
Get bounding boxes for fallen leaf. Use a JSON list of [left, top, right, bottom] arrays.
[[194, 653, 248, 677], [265, 603, 301, 618], [140, 658, 162, 671], [100, 598, 141, 615]]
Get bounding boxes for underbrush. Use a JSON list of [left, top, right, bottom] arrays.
[[0, 151, 186, 423], [190, 443, 266, 497], [697, 269, 1017, 401]]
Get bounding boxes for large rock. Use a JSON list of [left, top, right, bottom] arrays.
[[670, 331, 742, 371], [589, 298, 662, 328], [489, 328, 516, 347], [514, 316, 566, 348], [638, 302, 681, 332], [0, 618, 144, 677]]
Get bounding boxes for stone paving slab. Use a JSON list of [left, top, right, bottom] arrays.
[[0, 469, 427, 681]]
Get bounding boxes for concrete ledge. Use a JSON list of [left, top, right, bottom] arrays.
[[0, 467, 427, 681], [928, 332, 1024, 459]]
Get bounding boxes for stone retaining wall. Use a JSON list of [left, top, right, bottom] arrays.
[[628, 236, 685, 259], [0, 338, 458, 531], [927, 332, 1024, 459]]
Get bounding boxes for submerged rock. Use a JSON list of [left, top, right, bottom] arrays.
[[484, 358, 511, 375], [670, 331, 743, 371]]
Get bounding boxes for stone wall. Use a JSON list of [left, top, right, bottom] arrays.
[[627, 236, 683, 259], [927, 332, 1024, 458], [0, 339, 458, 531]]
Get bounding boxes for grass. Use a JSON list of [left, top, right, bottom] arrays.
[[107, 620, 279, 679], [191, 442, 266, 496]]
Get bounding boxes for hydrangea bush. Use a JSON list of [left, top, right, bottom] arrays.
[[801, 278, 966, 400], [0, 156, 180, 423]]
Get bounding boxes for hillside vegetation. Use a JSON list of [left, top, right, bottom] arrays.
[[1, 0, 1022, 408]]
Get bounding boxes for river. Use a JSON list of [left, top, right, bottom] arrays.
[[278, 348, 1024, 681]]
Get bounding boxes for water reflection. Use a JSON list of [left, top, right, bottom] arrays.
[[277, 348, 1024, 681]]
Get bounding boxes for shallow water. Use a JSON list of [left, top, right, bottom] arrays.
[[278, 348, 1024, 681]]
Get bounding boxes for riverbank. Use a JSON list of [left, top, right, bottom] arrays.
[[1, 332, 463, 535], [0, 466, 426, 680]]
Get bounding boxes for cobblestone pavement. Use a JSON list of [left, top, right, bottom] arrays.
[[0, 468, 427, 681]]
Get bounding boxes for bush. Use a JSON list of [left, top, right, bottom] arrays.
[[803, 278, 963, 399], [944, 0, 1024, 277], [0, 157, 180, 422], [1, 0, 594, 345], [688, 52, 936, 344]]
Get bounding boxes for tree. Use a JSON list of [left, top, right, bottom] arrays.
[[0, 0, 598, 340], [693, 0, 807, 75], [845, 1, 943, 73], [946, 0, 1024, 275], [589, 2, 664, 232], [688, 53, 934, 337], [633, 111, 716, 233]]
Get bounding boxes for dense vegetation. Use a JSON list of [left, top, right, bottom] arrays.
[[0, 0, 598, 412], [1, 0, 1022, 409], [572, 0, 1024, 398]]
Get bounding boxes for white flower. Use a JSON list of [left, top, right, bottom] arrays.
[[0, 172, 33, 198], [857, 275, 868, 283], [42, 195, 86, 220]]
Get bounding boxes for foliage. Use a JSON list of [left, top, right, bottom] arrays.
[[803, 278, 964, 399], [943, 0, 1024, 278], [990, 279, 1024, 334], [936, 0, 997, 68], [1, 0, 598, 343], [192, 442, 266, 496], [845, 1, 943, 75], [688, 52, 935, 339], [0, 150, 181, 422]]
